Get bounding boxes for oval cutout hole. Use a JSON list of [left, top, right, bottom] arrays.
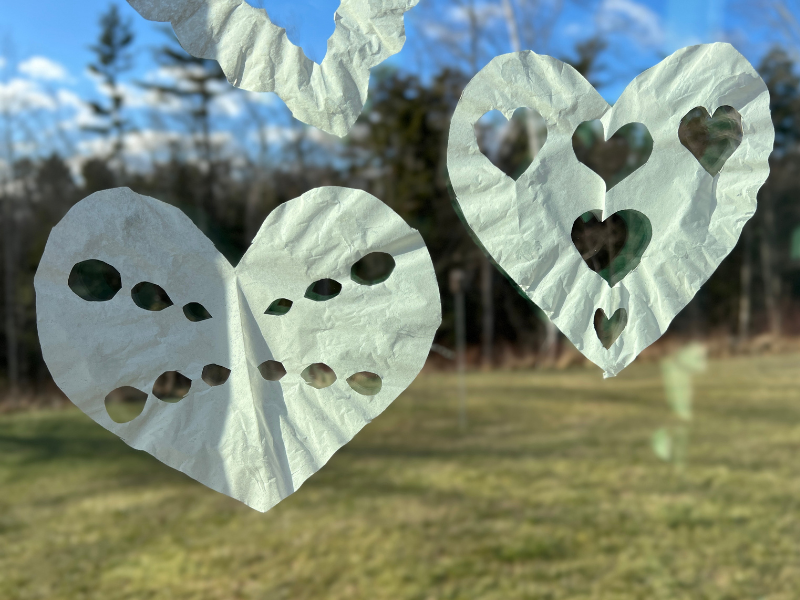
[[351, 253, 396, 286], [301, 363, 337, 389], [265, 298, 293, 315], [105, 386, 148, 423], [183, 302, 212, 322], [152, 371, 192, 403], [258, 360, 286, 381], [304, 279, 342, 301], [132, 282, 174, 311], [201, 364, 230, 386], [68, 260, 122, 302], [346, 372, 382, 396]]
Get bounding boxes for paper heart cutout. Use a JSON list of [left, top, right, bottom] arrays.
[[679, 105, 743, 176], [571, 210, 652, 287], [475, 107, 548, 181], [572, 121, 653, 190], [594, 308, 627, 349], [35, 187, 441, 511], [126, 0, 418, 136], [447, 43, 773, 376]]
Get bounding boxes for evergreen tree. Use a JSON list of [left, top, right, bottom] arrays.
[[85, 4, 136, 171], [139, 32, 228, 231]]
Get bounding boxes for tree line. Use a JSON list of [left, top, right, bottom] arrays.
[[1, 4, 800, 395]]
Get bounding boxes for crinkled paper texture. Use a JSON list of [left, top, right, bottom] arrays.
[[126, 0, 418, 136], [35, 187, 441, 512], [447, 43, 773, 377]]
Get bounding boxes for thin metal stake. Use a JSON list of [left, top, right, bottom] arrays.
[[450, 269, 467, 430]]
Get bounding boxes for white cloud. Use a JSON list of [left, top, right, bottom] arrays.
[[56, 88, 83, 109], [76, 128, 184, 173], [598, 0, 664, 48], [212, 92, 246, 118], [0, 78, 58, 113], [446, 1, 504, 25], [19, 56, 70, 81]]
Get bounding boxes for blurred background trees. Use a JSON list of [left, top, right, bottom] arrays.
[[1, 0, 799, 397]]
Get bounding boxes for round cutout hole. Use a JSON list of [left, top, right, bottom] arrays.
[[68, 260, 122, 302], [152, 371, 192, 403], [105, 386, 148, 423]]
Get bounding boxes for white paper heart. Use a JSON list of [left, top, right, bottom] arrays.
[[35, 187, 441, 511], [126, 0, 418, 136], [447, 43, 773, 377]]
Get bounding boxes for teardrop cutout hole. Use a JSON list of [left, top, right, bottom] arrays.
[[132, 282, 174, 311]]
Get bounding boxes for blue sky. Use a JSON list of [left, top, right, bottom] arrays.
[[0, 0, 782, 170], [0, 0, 768, 100], [0, 0, 343, 97]]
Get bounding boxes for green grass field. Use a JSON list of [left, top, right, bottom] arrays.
[[3, 354, 800, 599]]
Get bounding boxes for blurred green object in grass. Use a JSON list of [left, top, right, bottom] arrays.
[[661, 343, 707, 421], [651, 427, 672, 461], [4, 354, 800, 599], [652, 344, 708, 468]]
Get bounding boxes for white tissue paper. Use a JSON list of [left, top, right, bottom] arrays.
[[126, 0, 419, 136], [35, 187, 441, 511], [447, 43, 773, 377]]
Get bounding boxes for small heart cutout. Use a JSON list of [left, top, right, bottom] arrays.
[[571, 210, 652, 286], [475, 108, 547, 180], [679, 105, 743, 176], [572, 121, 653, 189], [594, 308, 627, 349]]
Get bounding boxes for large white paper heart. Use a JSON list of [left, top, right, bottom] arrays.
[[35, 187, 441, 511], [126, 0, 418, 136], [448, 43, 773, 377]]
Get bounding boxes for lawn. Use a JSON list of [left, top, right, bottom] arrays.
[[3, 354, 800, 599]]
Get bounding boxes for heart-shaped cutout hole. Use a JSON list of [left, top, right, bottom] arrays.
[[475, 108, 547, 180], [571, 210, 652, 286], [572, 121, 653, 189], [594, 308, 627, 349], [678, 105, 742, 176]]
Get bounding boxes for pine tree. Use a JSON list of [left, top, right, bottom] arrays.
[[139, 32, 228, 231], [85, 4, 135, 171]]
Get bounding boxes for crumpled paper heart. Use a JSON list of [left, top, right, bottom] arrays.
[[448, 43, 773, 377], [35, 187, 441, 511], [126, 0, 418, 136]]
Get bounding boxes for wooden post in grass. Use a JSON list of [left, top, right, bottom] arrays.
[[450, 269, 467, 430]]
